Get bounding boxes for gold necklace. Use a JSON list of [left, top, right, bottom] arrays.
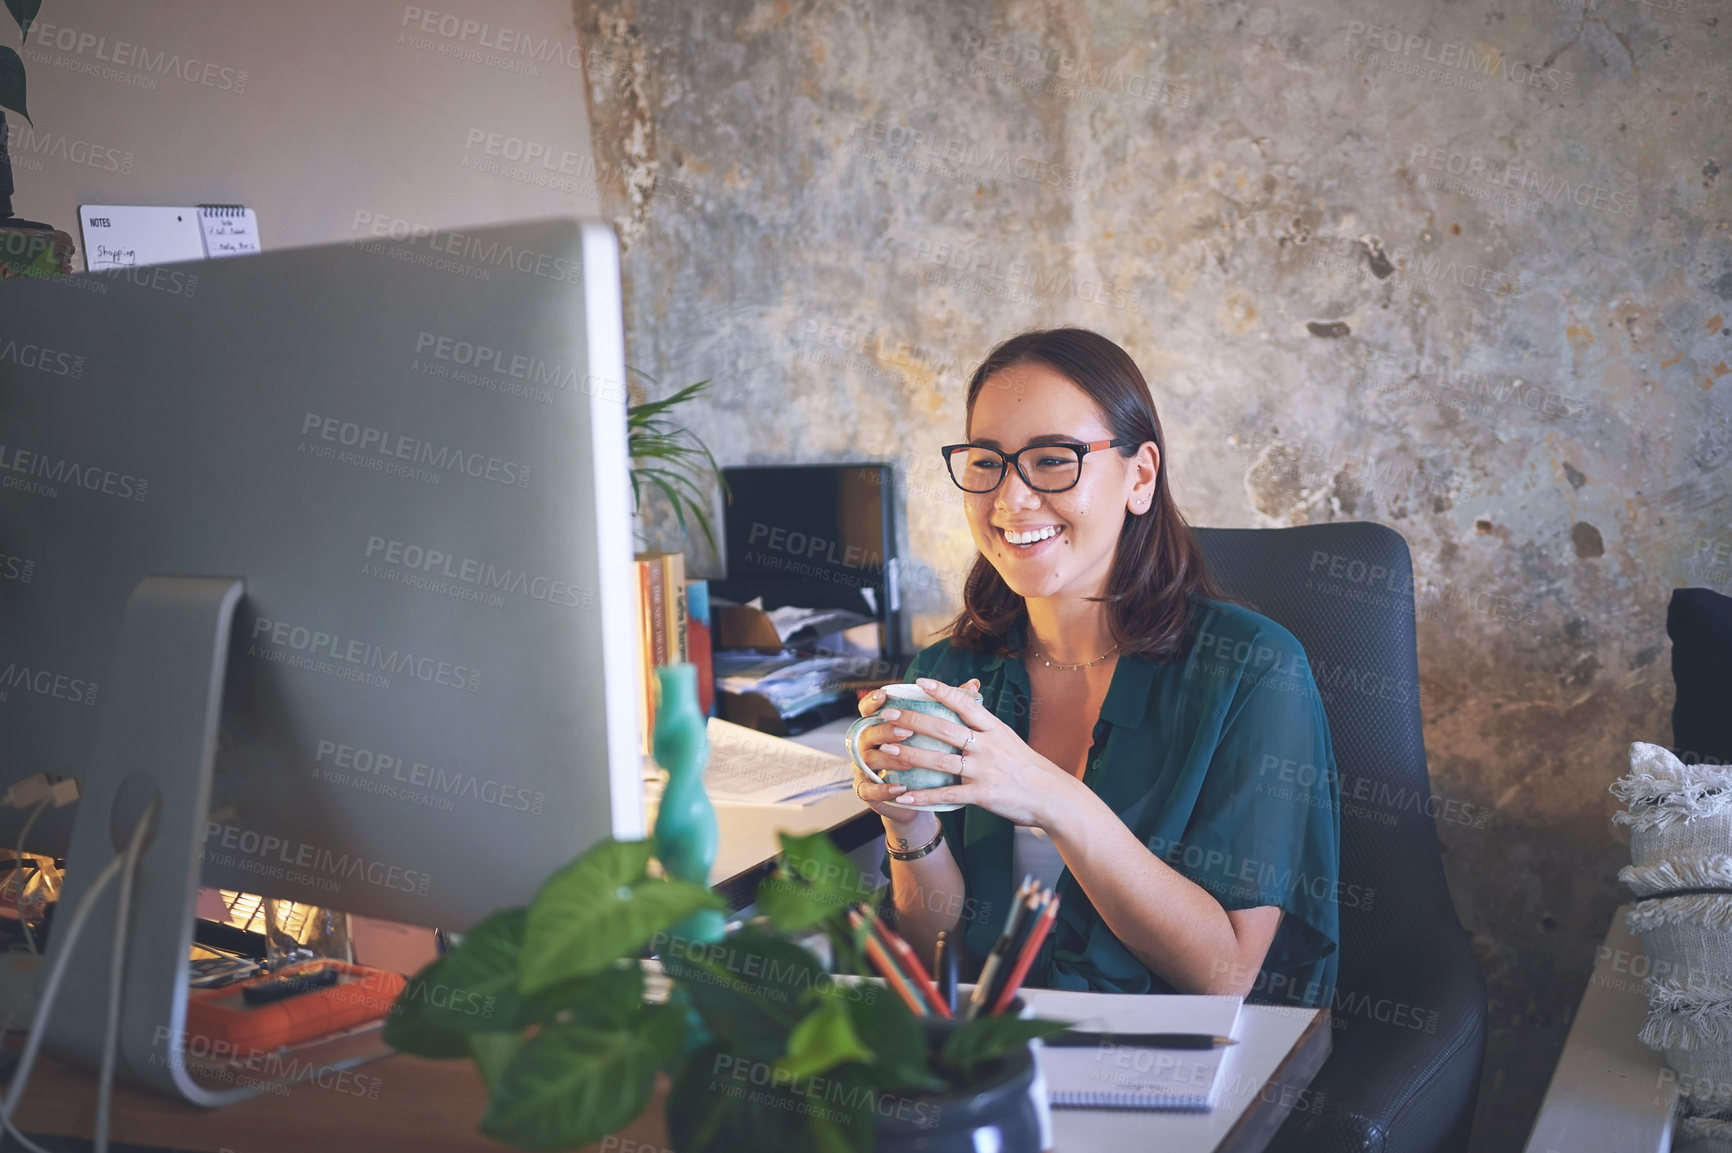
[[1028, 642, 1119, 671]]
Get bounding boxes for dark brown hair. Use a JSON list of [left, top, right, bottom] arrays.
[[943, 328, 1226, 663]]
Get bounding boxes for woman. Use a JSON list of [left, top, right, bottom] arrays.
[[852, 328, 1340, 1005]]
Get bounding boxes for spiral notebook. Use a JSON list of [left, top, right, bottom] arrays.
[[1024, 990, 1243, 1110], [78, 204, 261, 270]]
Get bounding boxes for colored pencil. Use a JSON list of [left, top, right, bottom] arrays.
[[848, 909, 927, 1015], [966, 876, 1034, 1020], [984, 887, 1043, 1012], [868, 908, 951, 1018], [990, 889, 1060, 1015]]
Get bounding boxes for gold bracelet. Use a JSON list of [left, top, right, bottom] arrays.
[[886, 822, 944, 861]]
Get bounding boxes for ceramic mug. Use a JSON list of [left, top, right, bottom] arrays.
[[844, 683, 981, 813]]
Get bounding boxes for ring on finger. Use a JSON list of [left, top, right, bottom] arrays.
[[962, 732, 977, 751]]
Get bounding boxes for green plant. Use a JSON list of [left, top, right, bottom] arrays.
[[0, 0, 38, 123], [627, 370, 728, 553], [385, 831, 1067, 1153]]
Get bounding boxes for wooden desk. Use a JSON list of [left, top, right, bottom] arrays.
[[16, 719, 1324, 1153], [15, 1007, 1328, 1153], [1521, 905, 1677, 1153]]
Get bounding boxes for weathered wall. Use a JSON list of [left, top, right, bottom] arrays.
[[8, 0, 601, 259], [574, 0, 1729, 1146]]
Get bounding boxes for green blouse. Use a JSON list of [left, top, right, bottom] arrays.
[[888, 598, 1341, 1008]]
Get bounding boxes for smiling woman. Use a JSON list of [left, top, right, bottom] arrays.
[[853, 328, 1342, 1006]]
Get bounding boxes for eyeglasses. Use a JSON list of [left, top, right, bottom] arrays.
[[940, 440, 1134, 494]]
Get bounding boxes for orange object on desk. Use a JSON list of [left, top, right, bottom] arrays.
[[184, 962, 405, 1056]]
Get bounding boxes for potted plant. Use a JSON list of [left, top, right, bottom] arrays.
[[383, 830, 1064, 1152], [627, 370, 728, 554], [0, 0, 76, 279], [0, 1, 75, 278]]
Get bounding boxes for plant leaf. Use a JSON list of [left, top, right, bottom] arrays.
[[667, 1037, 874, 1153], [939, 1014, 1072, 1079], [520, 837, 725, 994], [516, 960, 644, 1030], [382, 907, 526, 1056], [780, 997, 873, 1079], [469, 1031, 525, 1090], [4, 0, 38, 39], [0, 46, 28, 123], [754, 832, 871, 933], [805, 1061, 877, 1153], [668, 1040, 804, 1153], [843, 982, 944, 1093], [480, 1004, 685, 1151], [661, 927, 818, 1059]]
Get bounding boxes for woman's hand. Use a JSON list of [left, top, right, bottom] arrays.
[[850, 685, 972, 827], [876, 677, 1082, 827]]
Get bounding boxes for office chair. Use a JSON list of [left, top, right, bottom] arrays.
[[1195, 523, 1488, 1153]]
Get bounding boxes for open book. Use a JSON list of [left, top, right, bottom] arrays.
[[644, 717, 854, 806], [1023, 990, 1243, 1110]]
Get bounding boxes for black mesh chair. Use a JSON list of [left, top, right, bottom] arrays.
[[1195, 523, 1487, 1153]]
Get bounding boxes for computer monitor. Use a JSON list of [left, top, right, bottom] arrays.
[[713, 463, 902, 659], [0, 217, 644, 1099]]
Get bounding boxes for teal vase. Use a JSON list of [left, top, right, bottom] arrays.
[[652, 663, 725, 944]]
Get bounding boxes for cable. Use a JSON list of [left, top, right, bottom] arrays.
[[94, 798, 155, 1153], [0, 848, 127, 1149], [12, 798, 52, 955]]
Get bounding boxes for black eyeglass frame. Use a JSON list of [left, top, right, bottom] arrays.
[[939, 439, 1138, 494]]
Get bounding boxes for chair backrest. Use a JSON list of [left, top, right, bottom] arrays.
[[1194, 522, 1465, 989]]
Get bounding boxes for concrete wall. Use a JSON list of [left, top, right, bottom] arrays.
[[5, 0, 600, 259], [575, 0, 1730, 1146]]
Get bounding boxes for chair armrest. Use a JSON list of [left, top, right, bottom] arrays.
[[1276, 926, 1488, 1153]]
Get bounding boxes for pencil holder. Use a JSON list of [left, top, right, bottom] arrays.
[[874, 997, 1040, 1153]]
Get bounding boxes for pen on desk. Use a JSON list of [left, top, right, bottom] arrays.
[[967, 876, 1033, 1020], [989, 889, 1060, 1015], [1041, 1032, 1239, 1049], [848, 909, 927, 1015], [934, 930, 957, 1016], [868, 909, 950, 1018]]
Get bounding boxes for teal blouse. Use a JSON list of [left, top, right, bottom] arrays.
[[888, 598, 1341, 1008]]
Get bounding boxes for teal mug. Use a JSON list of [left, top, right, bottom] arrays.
[[844, 683, 981, 812]]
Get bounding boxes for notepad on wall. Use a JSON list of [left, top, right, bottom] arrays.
[[197, 204, 261, 257], [79, 204, 261, 270], [1024, 990, 1243, 1110]]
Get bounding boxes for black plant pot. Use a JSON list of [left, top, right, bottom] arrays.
[[873, 1017, 1042, 1153]]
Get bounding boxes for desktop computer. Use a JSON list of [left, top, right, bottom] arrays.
[[0, 217, 644, 1106]]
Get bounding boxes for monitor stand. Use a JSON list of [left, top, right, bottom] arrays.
[[42, 576, 389, 1106]]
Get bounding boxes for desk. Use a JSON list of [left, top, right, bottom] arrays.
[[1521, 905, 1677, 1153], [17, 718, 1326, 1153], [15, 1007, 1328, 1153], [1053, 1006, 1330, 1153]]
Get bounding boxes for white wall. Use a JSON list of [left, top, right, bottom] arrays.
[[6, 0, 602, 264]]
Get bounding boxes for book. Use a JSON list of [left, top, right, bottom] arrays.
[[658, 553, 686, 663], [635, 553, 692, 754], [1022, 990, 1243, 1110], [634, 559, 658, 755], [644, 718, 851, 805], [685, 580, 715, 715]]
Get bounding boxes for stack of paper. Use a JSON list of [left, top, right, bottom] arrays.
[[713, 650, 860, 717]]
